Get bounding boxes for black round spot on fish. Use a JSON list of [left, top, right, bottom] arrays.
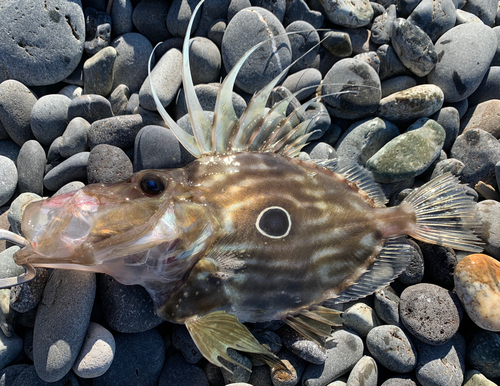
[[140, 173, 165, 196], [256, 206, 291, 239]]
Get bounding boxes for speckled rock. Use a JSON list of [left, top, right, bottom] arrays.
[[9, 268, 48, 313], [381, 375, 418, 386], [400, 283, 462, 345], [0, 157, 17, 206], [109, 84, 130, 116], [87, 144, 132, 184], [366, 118, 445, 183], [0, 364, 31, 386], [343, 303, 382, 338], [366, 325, 417, 373], [0, 0, 84, 86], [346, 356, 377, 386], [187, 37, 221, 85], [397, 239, 424, 285], [371, 4, 396, 45], [72, 322, 115, 378], [0, 80, 37, 146], [0, 247, 24, 281], [461, 0, 497, 26], [88, 114, 144, 149], [417, 242, 457, 289], [318, 0, 373, 27], [43, 152, 90, 191], [159, 353, 209, 386], [33, 270, 96, 383], [461, 99, 500, 139], [30, 95, 71, 146], [467, 331, 500, 379], [427, 23, 497, 102], [454, 254, 500, 332], [377, 85, 444, 121], [67, 94, 113, 124], [407, 0, 456, 42], [83, 46, 117, 96]]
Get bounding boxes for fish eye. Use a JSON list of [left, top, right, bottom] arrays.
[[256, 206, 291, 239], [140, 174, 165, 196]]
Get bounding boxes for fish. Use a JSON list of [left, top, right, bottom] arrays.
[[1, 0, 483, 372]]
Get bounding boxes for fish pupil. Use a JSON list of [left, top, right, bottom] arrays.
[[256, 207, 291, 239], [140, 174, 165, 196]]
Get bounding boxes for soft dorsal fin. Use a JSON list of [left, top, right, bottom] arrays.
[[283, 306, 343, 344]]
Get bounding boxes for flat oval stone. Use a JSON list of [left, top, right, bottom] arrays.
[[427, 23, 497, 102], [33, 270, 96, 383], [43, 152, 90, 191], [462, 0, 497, 26], [188, 37, 221, 85], [166, 0, 201, 36], [0, 0, 84, 86], [318, 0, 373, 27], [67, 94, 113, 124], [83, 46, 117, 96], [16, 140, 46, 196], [0, 156, 17, 206], [454, 254, 500, 331], [467, 331, 500, 379], [366, 118, 445, 183], [279, 325, 326, 364], [377, 84, 444, 121], [110, 0, 134, 36], [88, 114, 144, 149], [321, 31, 352, 57], [30, 95, 71, 146]]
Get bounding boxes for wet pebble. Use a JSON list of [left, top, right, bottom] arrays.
[[83, 46, 117, 96], [30, 95, 71, 146], [16, 140, 45, 196], [60, 117, 90, 158], [67, 95, 113, 124], [9, 268, 48, 313], [454, 254, 500, 332], [366, 325, 417, 373], [343, 303, 382, 338], [84, 7, 112, 56], [43, 152, 90, 192], [88, 114, 144, 149], [279, 325, 326, 364], [159, 353, 209, 386], [399, 283, 462, 345], [33, 270, 96, 383], [0, 157, 17, 207], [87, 144, 133, 184]]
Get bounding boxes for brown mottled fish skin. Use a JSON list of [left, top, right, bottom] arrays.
[[158, 151, 414, 323]]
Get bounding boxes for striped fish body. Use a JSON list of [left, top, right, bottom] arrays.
[[158, 151, 412, 323]]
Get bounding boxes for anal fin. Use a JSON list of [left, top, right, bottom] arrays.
[[185, 311, 285, 372]]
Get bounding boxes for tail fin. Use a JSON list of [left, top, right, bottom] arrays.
[[402, 173, 483, 252]]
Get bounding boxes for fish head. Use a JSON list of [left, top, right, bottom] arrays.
[[14, 168, 220, 293]]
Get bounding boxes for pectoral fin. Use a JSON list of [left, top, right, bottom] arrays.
[[283, 306, 343, 344], [185, 311, 285, 372]]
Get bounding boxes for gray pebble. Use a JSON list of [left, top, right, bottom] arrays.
[[353, 51, 380, 73], [279, 325, 326, 364], [222, 7, 291, 94], [88, 114, 144, 149], [377, 44, 408, 81], [43, 152, 90, 191], [58, 85, 82, 100], [0, 80, 37, 146], [11, 365, 79, 386], [374, 286, 400, 325], [251, 0, 286, 21], [366, 325, 417, 373], [109, 84, 130, 116], [461, 0, 497, 26], [94, 329, 165, 386], [0, 330, 22, 370], [7, 193, 42, 235], [381, 75, 417, 98], [346, 355, 377, 386], [431, 106, 459, 152], [9, 268, 48, 313], [322, 58, 381, 119], [371, 4, 396, 45], [84, 7, 112, 56], [286, 21, 320, 73], [284, 0, 324, 29], [53, 181, 86, 196], [0, 156, 17, 206], [400, 283, 462, 345], [110, 0, 134, 36], [467, 331, 500, 379], [468, 66, 500, 106], [417, 243, 457, 289], [0, 0, 84, 86], [83, 46, 117, 96], [282, 68, 322, 102], [98, 274, 163, 333], [306, 142, 336, 160], [111, 33, 153, 93], [167, 0, 201, 37], [228, 0, 250, 22], [67, 94, 113, 124], [204, 362, 225, 386], [249, 365, 272, 386], [188, 37, 222, 85], [30, 95, 71, 146], [221, 350, 252, 384], [321, 31, 352, 57], [302, 329, 363, 386], [0, 364, 31, 386], [46, 136, 64, 166], [60, 117, 90, 158], [476, 200, 500, 259], [408, 0, 456, 42], [381, 375, 418, 386], [208, 19, 227, 49], [415, 333, 466, 386], [271, 348, 307, 386], [0, 247, 24, 281], [343, 302, 382, 338], [428, 23, 497, 102], [455, 9, 483, 25], [132, 0, 171, 44], [252, 329, 282, 356], [0, 140, 21, 165], [159, 353, 209, 386], [318, 0, 373, 27], [430, 158, 464, 180], [16, 140, 45, 196], [172, 325, 203, 364], [33, 270, 95, 383], [397, 239, 424, 285], [87, 144, 132, 184]]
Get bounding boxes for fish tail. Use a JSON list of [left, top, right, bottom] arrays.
[[402, 173, 483, 252]]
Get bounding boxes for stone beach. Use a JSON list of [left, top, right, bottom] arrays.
[[1, 0, 500, 385]]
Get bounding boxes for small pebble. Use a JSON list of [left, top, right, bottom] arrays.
[[374, 286, 400, 325], [87, 144, 133, 184], [407, 0, 456, 42], [431, 106, 460, 152], [43, 152, 90, 191], [321, 31, 352, 57], [88, 114, 144, 149], [0, 156, 17, 206], [221, 349, 252, 384], [9, 268, 48, 313], [318, 0, 373, 27], [343, 302, 382, 338], [279, 325, 326, 365], [346, 355, 377, 386], [84, 7, 112, 56], [187, 37, 222, 85], [30, 95, 71, 146], [477, 200, 500, 259], [397, 239, 424, 285], [8, 193, 43, 235], [381, 75, 417, 98], [60, 117, 90, 158], [83, 46, 117, 96], [110, 84, 130, 116], [159, 353, 209, 386], [418, 243, 457, 290], [16, 140, 46, 196], [467, 331, 500, 379], [371, 4, 396, 45], [286, 21, 320, 73], [461, 99, 500, 139], [0, 247, 24, 281], [272, 348, 307, 386], [10, 365, 79, 386], [172, 325, 203, 364], [381, 375, 418, 386], [67, 94, 113, 124], [282, 68, 322, 102], [132, 0, 171, 43], [463, 370, 498, 386], [110, 0, 134, 37], [0, 330, 23, 370], [284, 0, 324, 29], [0, 139, 21, 165]]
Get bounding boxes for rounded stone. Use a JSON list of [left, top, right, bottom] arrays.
[[84, 7, 112, 56], [0, 156, 17, 206], [407, 0, 456, 42], [418, 242, 457, 290], [461, 99, 500, 139], [110, 84, 130, 116], [461, 0, 497, 26], [111, 33, 153, 93], [9, 267, 49, 313], [468, 66, 500, 106], [321, 31, 352, 57], [282, 68, 322, 102], [132, 0, 171, 44], [377, 44, 407, 81], [272, 348, 307, 386], [431, 106, 459, 152], [88, 114, 144, 149], [318, 0, 373, 27], [381, 75, 417, 98], [0, 80, 37, 146], [399, 283, 462, 345], [0, 139, 21, 165], [397, 239, 424, 285], [60, 117, 90, 158], [221, 350, 252, 384], [374, 286, 400, 325], [381, 375, 418, 386], [279, 325, 326, 364], [427, 23, 497, 102], [477, 200, 500, 259], [172, 325, 203, 364], [222, 7, 291, 94], [366, 118, 445, 183], [11, 365, 79, 386], [284, 0, 324, 29], [343, 303, 382, 338], [0, 0, 85, 86], [0, 330, 23, 371], [72, 322, 115, 378], [33, 270, 96, 383], [285, 21, 320, 73], [371, 4, 396, 45], [454, 254, 500, 332], [87, 144, 132, 184], [377, 85, 444, 121], [322, 58, 381, 119], [0, 364, 31, 386], [43, 152, 90, 191], [83, 46, 117, 96], [16, 140, 46, 196], [54, 181, 85, 196], [159, 353, 209, 386], [93, 329, 165, 386], [30, 94, 71, 146], [306, 142, 336, 160], [346, 356, 377, 386], [110, 0, 134, 36], [67, 94, 113, 124], [467, 331, 500, 379], [187, 37, 221, 85], [166, 0, 201, 37], [0, 247, 24, 281], [7, 192, 43, 234], [366, 325, 417, 373]]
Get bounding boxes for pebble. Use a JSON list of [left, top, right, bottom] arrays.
[[454, 254, 500, 332], [187, 37, 222, 85], [414, 333, 466, 386], [431, 106, 460, 152], [109, 84, 130, 116], [284, 0, 324, 29], [139, 48, 183, 111], [159, 353, 209, 386], [374, 286, 401, 326], [16, 140, 45, 196], [306, 142, 336, 160], [110, 0, 134, 36], [455, 9, 483, 25], [279, 325, 326, 365], [377, 44, 408, 81], [321, 31, 353, 57], [318, 0, 373, 27], [0, 330, 23, 370], [88, 114, 144, 149], [250, 365, 273, 386], [343, 303, 382, 338], [30, 95, 71, 146], [43, 152, 90, 191], [399, 283, 462, 345], [322, 58, 381, 119], [10, 365, 80, 386], [381, 375, 418, 386], [282, 68, 322, 102], [93, 328, 165, 386], [98, 274, 163, 333], [67, 95, 113, 124], [84, 7, 112, 56], [9, 268, 48, 313], [427, 23, 497, 102], [397, 239, 424, 285], [166, 0, 202, 36], [0, 80, 37, 146], [58, 85, 83, 100], [33, 270, 96, 383], [461, 99, 500, 138], [407, 0, 456, 42], [381, 75, 416, 98], [477, 200, 500, 259], [346, 356, 377, 386], [463, 370, 499, 386], [418, 243, 457, 289], [391, 18, 437, 77], [221, 7, 291, 94], [83, 46, 117, 96], [272, 348, 307, 386], [0, 247, 24, 281], [469, 67, 500, 106], [0, 157, 17, 207], [72, 322, 115, 378], [7, 193, 42, 235], [0, 364, 31, 386], [60, 117, 90, 158], [54, 181, 86, 196], [365, 118, 445, 183], [371, 4, 396, 45], [132, 0, 171, 44], [286, 21, 320, 73], [366, 325, 417, 373], [172, 325, 203, 364], [221, 350, 252, 384], [0, 140, 21, 165], [0, 0, 84, 86], [430, 158, 465, 180], [462, 0, 497, 26], [302, 329, 363, 386], [111, 33, 153, 93], [87, 144, 133, 184], [467, 331, 500, 379], [377, 84, 444, 121]]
